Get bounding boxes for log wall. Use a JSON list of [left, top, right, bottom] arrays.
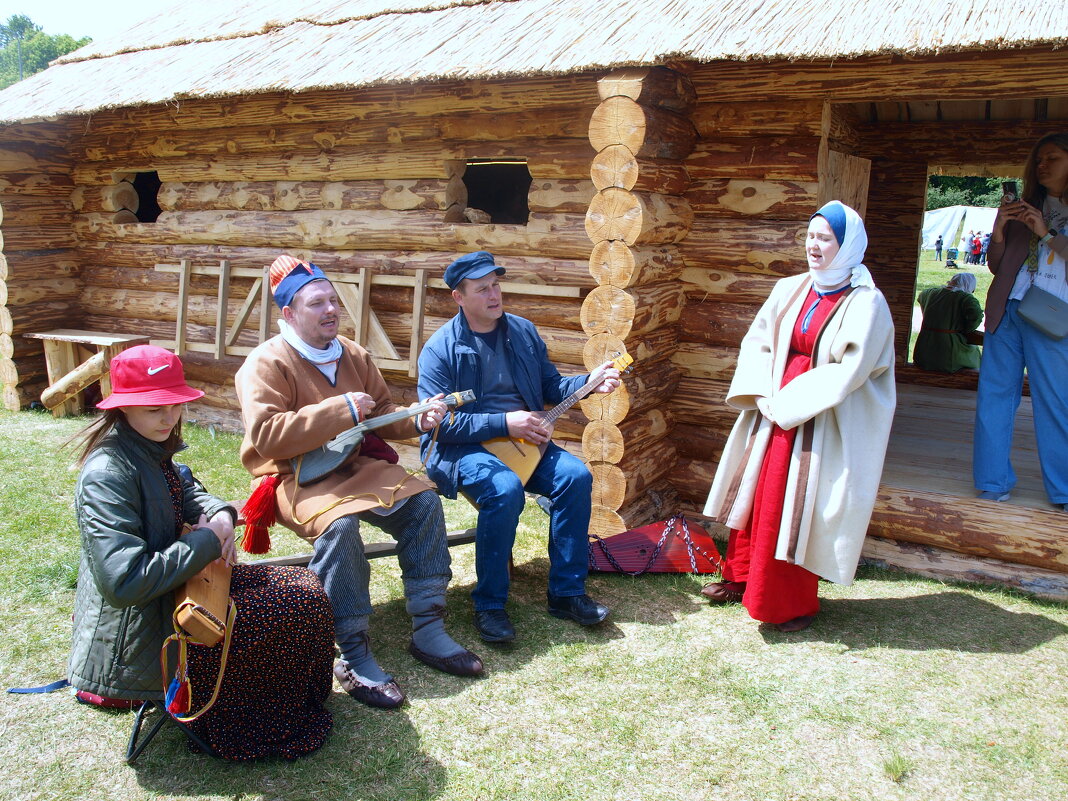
[[665, 98, 825, 516], [2, 73, 607, 428], [0, 124, 80, 409], [580, 67, 695, 535]]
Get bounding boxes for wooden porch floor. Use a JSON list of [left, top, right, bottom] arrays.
[[884, 383, 1052, 511]]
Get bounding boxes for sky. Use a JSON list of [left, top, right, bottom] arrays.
[[0, 0, 174, 41]]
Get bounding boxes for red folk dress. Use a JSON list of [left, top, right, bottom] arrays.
[[721, 287, 845, 624]]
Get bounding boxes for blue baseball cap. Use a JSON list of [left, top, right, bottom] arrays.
[[444, 251, 505, 290]]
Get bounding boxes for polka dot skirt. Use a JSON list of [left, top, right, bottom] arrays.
[[184, 564, 334, 761]]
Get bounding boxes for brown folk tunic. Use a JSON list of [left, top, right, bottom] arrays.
[[235, 335, 432, 542]]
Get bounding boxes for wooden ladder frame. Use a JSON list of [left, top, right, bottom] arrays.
[[153, 260, 580, 376]]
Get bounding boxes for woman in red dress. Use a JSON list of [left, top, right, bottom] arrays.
[[701, 202, 897, 632]]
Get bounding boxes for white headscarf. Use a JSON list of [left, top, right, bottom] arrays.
[[809, 201, 876, 291]]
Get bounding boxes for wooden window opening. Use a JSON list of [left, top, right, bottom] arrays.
[[460, 160, 531, 224]]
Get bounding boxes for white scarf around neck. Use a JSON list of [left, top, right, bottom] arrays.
[[279, 319, 344, 381]]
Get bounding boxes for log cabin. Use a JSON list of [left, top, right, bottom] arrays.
[[1, 0, 1066, 598]]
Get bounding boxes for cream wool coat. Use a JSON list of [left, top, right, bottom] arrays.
[[236, 335, 432, 542], [703, 272, 896, 585]]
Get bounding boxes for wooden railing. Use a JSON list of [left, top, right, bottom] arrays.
[[153, 260, 582, 376]]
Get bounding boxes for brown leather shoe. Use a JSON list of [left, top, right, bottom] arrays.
[[700, 581, 746, 604], [408, 642, 484, 677], [774, 615, 815, 633], [333, 660, 405, 709]]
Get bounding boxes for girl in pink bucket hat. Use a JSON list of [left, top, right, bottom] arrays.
[[68, 345, 335, 760]]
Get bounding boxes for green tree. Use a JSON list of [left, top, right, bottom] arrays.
[[0, 14, 90, 90], [926, 175, 1014, 210]]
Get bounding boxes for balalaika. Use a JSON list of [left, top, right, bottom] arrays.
[[481, 353, 634, 485], [293, 389, 476, 485]]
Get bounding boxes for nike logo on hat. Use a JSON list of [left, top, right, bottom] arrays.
[[147, 364, 170, 375]]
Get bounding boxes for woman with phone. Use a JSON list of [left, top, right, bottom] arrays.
[[974, 133, 1068, 511]]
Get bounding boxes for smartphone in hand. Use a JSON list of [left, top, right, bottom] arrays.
[[1001, 181, 1019, 204]]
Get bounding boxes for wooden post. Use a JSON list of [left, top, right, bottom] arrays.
[[215, 259, 231, 360], [258, 265, 272, 342], [355, 267, 371, 345], [41, 338, 80, 416], [41, 351, 106, 410], [175, 259, 191, 356], [409, 269, 428, 378]]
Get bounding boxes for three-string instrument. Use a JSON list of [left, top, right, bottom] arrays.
[[293, 389, 476, 486], [177, 557, 231, 646], [481, 353, 633, 485]]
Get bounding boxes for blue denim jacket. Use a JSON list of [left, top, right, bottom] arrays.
[[417, 311, 587, 498]]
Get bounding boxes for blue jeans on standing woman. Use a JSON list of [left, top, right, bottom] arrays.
[[457, 443, 592, 611], [974, 300, 1068, 504]]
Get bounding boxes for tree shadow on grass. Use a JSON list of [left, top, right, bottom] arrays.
[[760, 590, 1068, 653], [132, 701, 446, 801]]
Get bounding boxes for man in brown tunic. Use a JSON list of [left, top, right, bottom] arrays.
[[235, 255, 483, 709]]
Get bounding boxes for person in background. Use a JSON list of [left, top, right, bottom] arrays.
[[935, 235, 944, 261], [974, 132, 1068, 512], [913, 272, 983, 373], [981, 231, 992, 266], [971, 232, 983, 266], [69, 345, 334, 760], [961, 230, 974, 263], [700, 202, 896, 633]]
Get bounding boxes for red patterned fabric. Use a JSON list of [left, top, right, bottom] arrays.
[[721, 287, 837, 624]]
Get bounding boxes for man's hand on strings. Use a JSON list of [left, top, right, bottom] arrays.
[[506, 411, 551, 444], [417, 394, 447, 431], [346, 391, 376, 420]]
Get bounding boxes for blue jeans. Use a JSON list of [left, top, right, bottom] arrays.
[[974, 300, 1068, 504], [457, 443, 592, 610]]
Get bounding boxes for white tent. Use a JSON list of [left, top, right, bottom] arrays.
[[921, 205, 999, 251]]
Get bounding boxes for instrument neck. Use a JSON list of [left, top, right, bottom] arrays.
[[331, 390, 469, 447], [541, 374, 601, 425]]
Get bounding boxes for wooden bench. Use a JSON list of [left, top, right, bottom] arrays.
[[24, 330, 150, 416], [251, 527, 477, 567]]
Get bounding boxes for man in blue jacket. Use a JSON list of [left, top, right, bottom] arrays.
[[417, 251, 621, 642]]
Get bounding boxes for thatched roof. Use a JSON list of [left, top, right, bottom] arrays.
[[1, 0, 1066, 124]]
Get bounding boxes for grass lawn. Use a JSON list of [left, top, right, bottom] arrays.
[[2, 409, 1067, 801], [908, 249, 993, 361]]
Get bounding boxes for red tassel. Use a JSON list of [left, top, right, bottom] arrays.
[[167, 678, 190, 715], [240, 474, 279, 554]]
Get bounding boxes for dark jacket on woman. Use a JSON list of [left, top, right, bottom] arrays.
[[68, 419, 232, 700]]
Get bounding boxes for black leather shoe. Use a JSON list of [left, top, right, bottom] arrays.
[[475, 609, 516, 643], [408, 642, 485, 677], [333, 660, 405, 709], [547, 593, 609, 626]]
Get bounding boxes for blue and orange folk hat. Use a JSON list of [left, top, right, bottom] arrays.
[[269, 255, 330, 310]]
